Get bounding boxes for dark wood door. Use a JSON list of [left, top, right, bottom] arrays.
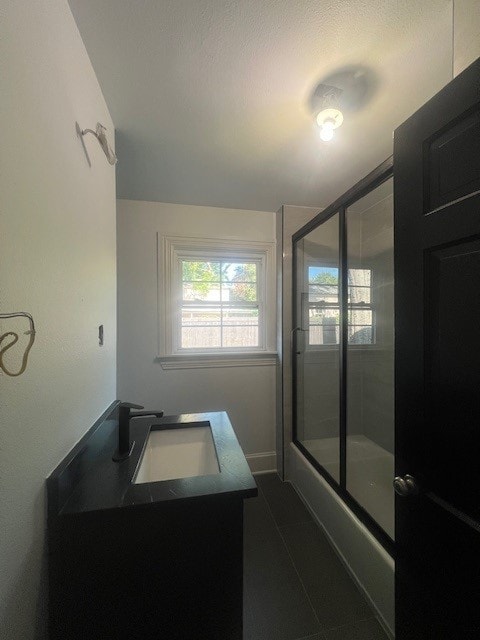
[[394, 57, 480, 639]]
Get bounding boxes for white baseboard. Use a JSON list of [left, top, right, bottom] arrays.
[[246, 451, 276, 474]]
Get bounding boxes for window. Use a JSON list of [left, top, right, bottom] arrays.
[[348, 268, 374, 345], [161, 236, 275, 358], [181, 259, 260, 349], [306, 266, 374, 346]]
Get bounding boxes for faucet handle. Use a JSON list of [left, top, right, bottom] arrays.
[[119, 402, 144, 411]]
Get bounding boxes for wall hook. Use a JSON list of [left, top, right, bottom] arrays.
[[0, 312, 36, 377]]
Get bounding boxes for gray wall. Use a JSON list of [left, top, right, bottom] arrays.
[[1, 2, 116, 637], [453, 0, 480, 76], [348, 188, 395, 454], [276, 205, 321, 477], [117, 199, 276, 471], [361, 248, 394, 453]]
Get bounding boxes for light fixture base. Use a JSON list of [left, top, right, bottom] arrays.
[[316, 108, 344, 130]]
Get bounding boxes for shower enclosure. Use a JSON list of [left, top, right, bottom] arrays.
[[292, 159, 394, 550]]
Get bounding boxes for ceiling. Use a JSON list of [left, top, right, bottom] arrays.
[[69, 0, 453, 212]]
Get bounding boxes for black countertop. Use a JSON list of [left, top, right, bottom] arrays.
[[48, 406, 257, 518]]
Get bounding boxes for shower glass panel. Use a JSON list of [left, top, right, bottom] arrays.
[[292, 159, 394, 551], [346, 177, 394, 539], [294, 213, 340, 482]]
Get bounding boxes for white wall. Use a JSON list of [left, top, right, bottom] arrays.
[[117, 200, 276, 468], [0, 2, 116, 637], [276, 205, 321, 477], [454, 0, 480, 76]]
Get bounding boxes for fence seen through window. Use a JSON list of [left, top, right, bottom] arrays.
[[180, 259, 260, 349]]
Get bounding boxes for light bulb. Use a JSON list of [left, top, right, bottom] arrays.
[[316, 108, 343, 142], [319, 121, 335, 142]]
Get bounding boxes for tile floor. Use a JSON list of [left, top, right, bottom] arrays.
[[243, 473, 388, 640]]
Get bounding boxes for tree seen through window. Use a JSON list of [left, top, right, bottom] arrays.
[[181, 259, 259, 349], [307, 266, 374, 345]]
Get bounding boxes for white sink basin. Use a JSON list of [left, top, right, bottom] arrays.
[[134, 423, 220, 484]]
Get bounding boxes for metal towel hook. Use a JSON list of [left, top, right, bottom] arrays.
[[81, 122, 117, 165], [0, 312, 36, 377]]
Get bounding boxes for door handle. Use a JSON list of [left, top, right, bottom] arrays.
[[393, 474, 420, 497], [291, 327, 306, 355], [395, 477, 480, 532]]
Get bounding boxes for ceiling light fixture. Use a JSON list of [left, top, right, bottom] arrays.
[[314, 85, 344, 142], [310, 66, 377, 144], [317, 108, 344, 142]]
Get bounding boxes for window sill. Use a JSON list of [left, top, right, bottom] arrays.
[[157, 352, 278, 370]]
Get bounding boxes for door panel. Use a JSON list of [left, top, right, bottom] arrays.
[[425, 238, 480, 515], [426, 108, 480, 212], [394, 57, 480, 638]]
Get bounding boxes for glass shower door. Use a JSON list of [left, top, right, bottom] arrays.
[[294, 213, 340, 483], [346, 177, 394, 539], [292, 159, 394, 550]]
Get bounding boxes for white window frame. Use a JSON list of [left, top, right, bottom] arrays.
[[159, 235, 276, 365]]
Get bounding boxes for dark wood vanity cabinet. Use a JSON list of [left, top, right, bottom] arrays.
[[48, 407, 256, 640], [50, 495, 245, 640]]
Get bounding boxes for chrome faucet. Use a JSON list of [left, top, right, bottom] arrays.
[[113, 402, 164, 462]]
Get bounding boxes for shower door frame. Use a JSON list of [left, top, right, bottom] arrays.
[[292, 156, 394, 555]]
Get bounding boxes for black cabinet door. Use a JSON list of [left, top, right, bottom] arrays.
[[394, 57, 480, 639]]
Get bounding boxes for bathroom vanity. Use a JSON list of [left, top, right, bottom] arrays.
[[47, 402, 257, 640]]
